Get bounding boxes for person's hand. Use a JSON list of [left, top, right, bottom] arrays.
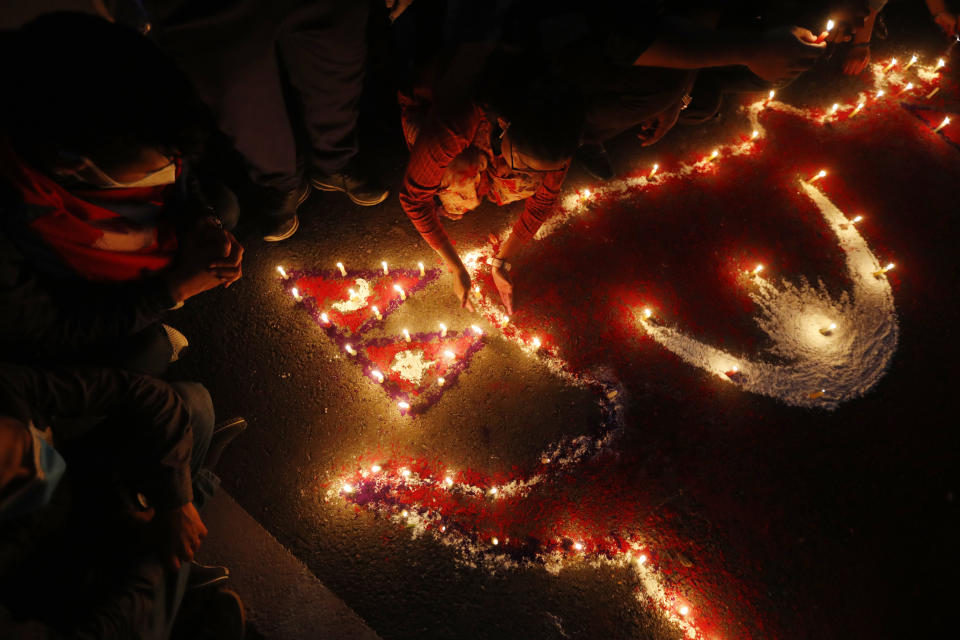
[[491, 264, 514, 315], [934, 12, 959, 37], [843, 44, 871, 75], [164, 217, 238, 304], [385, 0, 414, 21], [157, 502, 207, 571], [638, 99, 683, 147], [452, 263, 475, 312], [748, 26, 826, 85], [207, 229, 244, 287], [0, 419, 32, 496]]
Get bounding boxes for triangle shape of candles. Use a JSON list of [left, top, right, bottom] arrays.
[[281, 265, 441, 336], [356, 329, 486, 416]]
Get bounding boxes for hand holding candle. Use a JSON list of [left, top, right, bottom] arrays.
[[814, 19, 834, 44]]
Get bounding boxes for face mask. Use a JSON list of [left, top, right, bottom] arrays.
[[78, 156, 177, 189], [0, 426, 66, 522]]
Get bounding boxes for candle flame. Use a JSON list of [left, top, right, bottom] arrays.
[[438, 377, 445, 386], [710, 149, 719, 158], [937, 58, 946, 69], [444, 476, 453, 485], [876, 90, 884, 98], [679, 605, 690, 616], [471, 324, 483, 335], [371, 464, 381, 472], [532, 337, 542, 349], [852, 215, 862, 223], [403, 328, 411, 341], [342, 483, 354, 493], [381, 261, 388, 275], [637, 554, 647, 565], [582, 188, 592, 198], [276, 265, 287, 278], [398, 401, 410, 411], [444, 350, 455, 359], [372, 370, 384, 383], [345, 344, 356, 355], [401, 469, 411, 477], [753, 264, 764, 274], [321, 312, 329, 323], [643, 307, 653, 318], [489, 487, 498, 495], [768, 89, 775, 100], [830, 103, 839, 114], [573, 542, 583, 551], [829, 323, 837, 330], [492, 537, 499, 546], [750, 130, 759, 139], [732, 365, 739, 372]]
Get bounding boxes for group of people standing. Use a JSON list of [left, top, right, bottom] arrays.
[[0, 1, 953, 638]]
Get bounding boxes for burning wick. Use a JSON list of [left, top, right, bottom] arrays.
[[851, 215, 863, 224], [393, 284, 406, 300], [371, 464, 381, 473], [401, 510, 409, 517], [348, 288, 356, 299], [336, 262, 346, 277], [372, 370, 384, 383], [882, 58, 897, 73], [444, 350, 455, 359], [491, 537, 499, 546], [503, 316, 510, 325], [381, 261, 389, 276], [320, 312, 330, 324], [849, 102, 865, 117], [489, 487, 498, 496], [342, 483, 354, 493], [637, 554, 647, 565], [808, 389, 826, 399], [926, 87, 940, 99], [532, 337, 542, 350], [814, 19, 835, 43], [933, 116, 951, 133], [726, 364, 741, 378], [418, 261, 425, 277], [582, 188, 592, 199], [649, 163, 659, 178], [291, 287, 302, 302], [397, 401, 410, 412], [750, 130, 760, 140], [752, 264, 765, 276], [401, 469, 411, 478], [345, 344, 356, 355], [471, 324, 483, 335], [808, 169, 827, 184], [679, 606, 690, 616], [873, 262, 895, 277], [936, 58, 946, 70], [829, 103, 840, 115], [819, 322, 838, 336], [899, 82, 914, 96], [444, 476, 453, 486], [437, 377, 445, 386], [767, 89, 775, 102], [372, 305, 382, 320], [440, 526, 446, 532], [573, 542, 583, 551], [439, 322, 447, 337], [904, 54, 918, 70], [875, 90, 885, 99], [276, 265, 287, 279], [642, 307, 653, 319], [706, 149, 719, 163], [403, 328, 411, 343]]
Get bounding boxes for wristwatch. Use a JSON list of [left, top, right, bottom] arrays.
[[490, 257, 511, 271]]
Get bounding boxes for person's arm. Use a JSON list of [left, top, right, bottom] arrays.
[[398, 106, 480, 309], [927, 0, 959, 36], [632, 19, 825, 85], [0, 365, 193, 510]]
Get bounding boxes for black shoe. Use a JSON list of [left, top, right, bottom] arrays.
[[204, 417, 247, 471], [262, 183, 310, 242], [575, 144, 615, 181], [311, 159, 389, 206], [188, 561, 230, 591]]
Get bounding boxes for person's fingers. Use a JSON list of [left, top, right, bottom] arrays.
[[385, 0, 395, 8]]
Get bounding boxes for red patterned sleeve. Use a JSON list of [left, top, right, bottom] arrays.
[[399, 106, 482, 250], [510, 164, 570, 243]]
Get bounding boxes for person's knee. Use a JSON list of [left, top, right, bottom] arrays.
[[169, 383, 215, 469]]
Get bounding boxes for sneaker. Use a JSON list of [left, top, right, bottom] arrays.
[[162, 324, 189, 361], [188, 561, 230, 591], [575, 144, 615, 181], [311, 159, 389, 206], [263, 183, 310, 242], [204, 417, 247, 471]]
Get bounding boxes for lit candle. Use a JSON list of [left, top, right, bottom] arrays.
[[679, 605, 690, 616], [819, 322, 837, 336], [401, 510, 409, 517], [348, 288, 356, 298], [875, 89, 884, 99], [582, 188, 592, 199], [899, 82, 914, 96], [342, 483, 354, 493], [642, 307, 653, 319], [752, 264, 765, 276], [933, 116, 950, 133], [873, 262, 895, 277], [371, 370, 384, 383], [904, 54, 918, 70], [649, 163, 659, 178], [381, 260, 389, 276], [849, 101, 865, 117], [321, 312, 329, 324], [401, 469, 411, 477], [814, 19, 834, 44], [371, 464, 381, 472], [573, 542, 583, 551], [829, 103, 839, 115], [438, 377, 445, 386], [418, 261, 425, 277], [851, 215, 863, 223], [492, 537, 499, 546], [808, 389, 826, 399], [705, 149, 719, 162], [440, 525, 446, 532], [637, 554, 647, 565], [398, 401, 410, 412], [276, 265, 287, 279], [291, 287, 303, 302], [345, 344, 356, 355], [503, 316, 510, 325], [372, 305, 382, 320], [444, 476, 453, 485], [532, 337, 542, 349], [937, 58, 946, 70], [403, 328, 411, 342], [882, 58, 897, 73], [726, 364, 741, 378], [808, 169, 827, 183], [471, 324, 483, 335], [336, 262, 346, 277], [926, 87, 940, 99], [444, 350, 455, 359], [767, 89, 775, 102], [750, 130, 759, 140], [393, 284, 406, 300], [489, 487, 498, 495], [439, 323, 447, 337]]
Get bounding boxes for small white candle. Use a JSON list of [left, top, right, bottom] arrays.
[[933, 116, 950, 133], [882, 58, 897, 73], [875, 89, 885, 99], [372, 305, 382, 320], [291, 287, 302, 302], [706, 149, 719, 162], [849, 102, 865, 117], [336, 262, 346, 277], [418, 261, 425, 277], [372, 370, 384, 383], [851, 215, 863, 223], [439, 323, 447, 337], [403, 328, 411, 342], [276, 265, 287, 279], [582, 188, 592, 198], [503, 316, 510, 325], [381, 261, 389, 276], [873, 262, 895, 277], [808, 169, 827, 183], [573, 542, 583, 551], [321, 312, 329, 324], [345, 344, 356, 355], [637, 554, 647, 565], [649, 163, 659, 178], [398, 401, 410, 411], [438, 377, 445, 386], [767, 89, 775, 102], [829, 103, 839, 115], [393, 284, 406, 300], [899, 82, 914, 96], [926, 87, 940, 99], [904, 54, 918, 70]]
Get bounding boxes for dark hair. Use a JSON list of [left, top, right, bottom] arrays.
[[1, 12, 211, 167], [474, 47, 584, 165]]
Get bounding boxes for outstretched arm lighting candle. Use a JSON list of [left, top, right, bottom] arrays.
[[904, 54, 918, 70], [933, 116, 950, 133], [808, 169, 827, 183], [336, 262, 347, 277], [393, 284, 406, 300]]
